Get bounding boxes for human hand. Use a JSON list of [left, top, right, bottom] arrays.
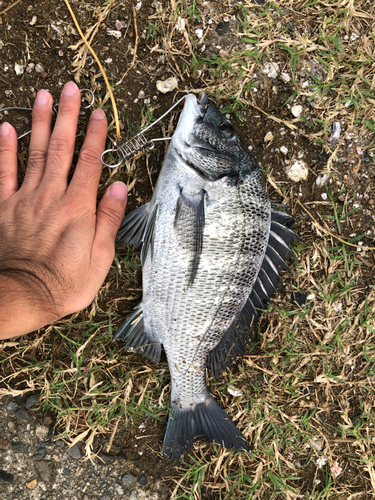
[[0, 81, 127, 338]]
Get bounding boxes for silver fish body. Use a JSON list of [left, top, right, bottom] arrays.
[[115, 94, 297, 459]]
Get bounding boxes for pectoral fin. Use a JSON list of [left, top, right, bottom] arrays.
[[116, 203, 151, 247], [174, 189, 206, 286]]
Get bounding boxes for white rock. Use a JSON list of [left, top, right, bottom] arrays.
[[281, 72, 290, 83], [14, 63, 25, 75], [156, 76, 178, 94], [35, 63, 44, 73], [135, 1, 142, 11], [200, 44, 206, 53], [286, 160, 308, 182], [262, 62, 279, 78], [30, 16, 37, 26], [321, 192, 327, 200], [26, 63, 34, 73], [350, 32, 358, 41], [291, 105, 303, 118], [176, 16, 185, 32], [138, 90, 145, 99], [104, 58, 112, 64], [280, 146, 288, 155], [307, 293, 315, 300], [264, 131, 274, 142], [195, 28, 203, 39], [316, 457, 327, 469], [107, 29, 122, 38], [227, 385, 243, 397]]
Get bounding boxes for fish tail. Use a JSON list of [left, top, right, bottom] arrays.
[[162, 393, 250, 460]]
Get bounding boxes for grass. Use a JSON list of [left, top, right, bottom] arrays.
[[1, 0, 375, 498]]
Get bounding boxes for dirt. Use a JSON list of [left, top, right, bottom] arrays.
[[0, 0, 375, 499]]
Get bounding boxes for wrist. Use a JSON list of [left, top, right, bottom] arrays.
[[0, 264, 59, 338]]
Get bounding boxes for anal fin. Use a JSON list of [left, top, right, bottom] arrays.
[[114, 304, 161, 364]]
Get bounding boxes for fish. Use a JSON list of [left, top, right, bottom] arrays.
[[114, 93, 298, 459]]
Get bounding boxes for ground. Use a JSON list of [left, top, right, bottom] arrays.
[[0, 0, 375, 499]]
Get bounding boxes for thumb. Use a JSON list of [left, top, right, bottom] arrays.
[[94, 181, 127, 258]]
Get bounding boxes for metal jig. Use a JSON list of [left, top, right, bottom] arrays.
[[0, 89, 95, 139], [100, 95, 186, 168]]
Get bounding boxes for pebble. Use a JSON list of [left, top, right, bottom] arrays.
[[281, 72, 290, 83], [35, 63, 44, 74], [15, 408, 29, 420], [264, 131, 273, 142], [98, 452, 115, 465], [0, 470, 14, 484], [6, 401, 18, 411], [100, 495, 112, 500], [291, 105, 303, 118], [11, 442, 26, 452], [280, 146, 288, 155], [156, 76, 178, 94], [138, 474, 147, 486], [286, 160, 309, 182], [35, 426, 49, 440], [114, 483, 124, 495], [121, 472, 136, 486], [25, 395, 39, 408], [68, 444, 81, 459], [34, 460, 55, 483]]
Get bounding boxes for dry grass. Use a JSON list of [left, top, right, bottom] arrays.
[[1, 0, 375, 498]]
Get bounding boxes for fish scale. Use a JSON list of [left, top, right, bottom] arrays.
[[114, 93, 299, 459]]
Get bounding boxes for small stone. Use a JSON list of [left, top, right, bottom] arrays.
[[6, 401, 18, 411], [121, 472, 136, 486], [62, 481, 69, 489], [26, 478, 37, 488], [281, 72, 290, 83], [35, 426, 49, 440], [30, 15, 37, 25], [0, 470, 14, 484], [286, 160, 308, 182], [34, 460, 55, 483], [264, 131, 273, 142], [100, 495, 112, 500], [156, 76, 178, 94], [176, 16, 185, 32], [216, 22, 229, 36], [15, 408, 29, 420], [115, 20, 127, 30], [67, 444, 81, 459], [114, 483, 124, 495], [11, 442, 26, 452], [35, 63, 44, 74], [25, 395, 39, 408], [227, 385, 243, 397], [98, 452, 115, 465], [138, 474, 147, 486], [280, 146, 288, 155], [291, 105, 303, 118], [15, 63, 25, 75]]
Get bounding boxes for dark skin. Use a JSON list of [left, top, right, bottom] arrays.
[[0, 81, 127, 339]]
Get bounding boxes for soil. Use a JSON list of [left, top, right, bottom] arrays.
[[0, 0, 374, 499]]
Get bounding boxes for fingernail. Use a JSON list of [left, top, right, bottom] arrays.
[[35, 89, 50, 106], [109, 181, 127, 201], [91, 108, 105, 120], [0, 122, 11, 137], [62, 81, 78, 96]]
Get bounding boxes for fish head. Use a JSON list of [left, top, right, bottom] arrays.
[[172, 93, 257, 182]]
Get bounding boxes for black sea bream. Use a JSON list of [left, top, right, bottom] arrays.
[[115, 93, 298, 459]]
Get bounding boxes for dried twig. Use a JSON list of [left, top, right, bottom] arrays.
[[0, 0, 22, 16], [117, 5, 139, 85]]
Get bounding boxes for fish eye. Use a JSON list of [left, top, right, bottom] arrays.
[[219, 122, 234, 137]]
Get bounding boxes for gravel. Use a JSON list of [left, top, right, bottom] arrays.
[[68, 443, 82, 459]]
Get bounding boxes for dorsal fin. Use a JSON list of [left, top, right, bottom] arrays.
[[207, 206, 299, 377]]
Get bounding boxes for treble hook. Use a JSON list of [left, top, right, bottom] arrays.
[[0, 88, 95, 140]]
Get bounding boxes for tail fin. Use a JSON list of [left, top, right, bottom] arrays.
[[162, 394, 250, 459]]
